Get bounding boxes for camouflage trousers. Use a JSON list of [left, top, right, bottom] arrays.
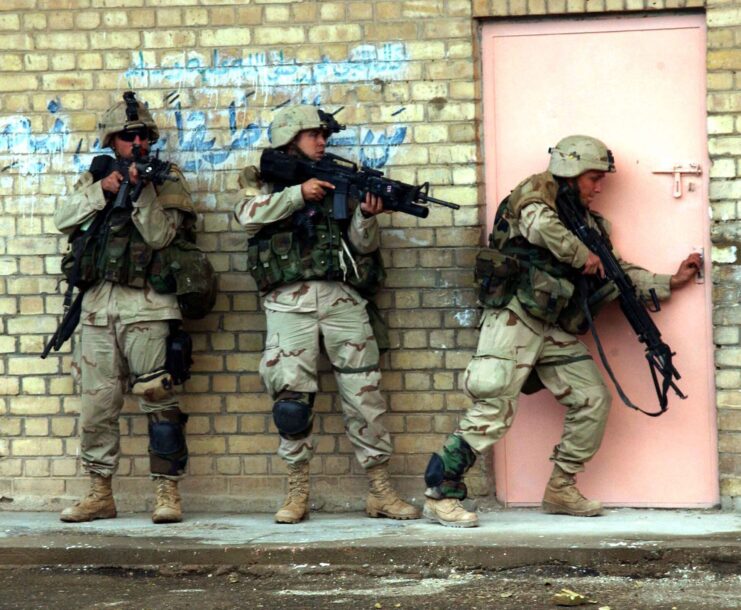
[[260, 282, 392, 468], [77, 318, 180, 478], [457, 299, 612, 474]]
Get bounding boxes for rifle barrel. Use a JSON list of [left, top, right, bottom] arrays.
[[419, 194, 460, 209]]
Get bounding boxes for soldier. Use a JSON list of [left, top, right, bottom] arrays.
[[422, 135, 701, 527], [55, 92, 196, 524], [234, 105, 420, 524]]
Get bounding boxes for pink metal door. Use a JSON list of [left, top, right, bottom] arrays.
[[482, 15, 717, 507]]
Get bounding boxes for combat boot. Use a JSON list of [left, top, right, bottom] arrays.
[[152, 479, 183, 524], [423, 498, 479, 528], [275, 461, 310, 524], [542, 465, 603, 517], [60, 473, 117, 523], [366, 463, 421, 520]]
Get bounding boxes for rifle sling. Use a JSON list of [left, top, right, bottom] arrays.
[[579, 281, 668, 417]]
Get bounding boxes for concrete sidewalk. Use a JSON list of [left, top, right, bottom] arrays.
[[1, 509, 739, 572]]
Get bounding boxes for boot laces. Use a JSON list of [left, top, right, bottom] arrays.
[[155, 480, 178, 508]]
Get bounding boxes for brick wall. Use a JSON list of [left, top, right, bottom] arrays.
[[0, 0, 737, 512]]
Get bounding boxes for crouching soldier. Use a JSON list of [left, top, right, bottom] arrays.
[[55, 92, 197, 524], [422, 135, 701, 527], [234, 105, 420, 523]]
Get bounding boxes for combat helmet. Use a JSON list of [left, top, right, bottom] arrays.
[[548, 135, 616, 178], [269, 105, 345, 148], [99, 91, 159, 149]]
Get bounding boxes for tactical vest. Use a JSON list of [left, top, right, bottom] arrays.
[[62, 155, 215, 318], [62, 207, 154, 289], [246, 192, 385, 297], [474, 172, 615, 330]]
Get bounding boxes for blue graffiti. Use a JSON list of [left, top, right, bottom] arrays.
[[1, 43, 411, 181], [0, 116, 70, 174], [173, 101, 262, 172], [124, 43, 408, 90], [330, 127, 407, 169]]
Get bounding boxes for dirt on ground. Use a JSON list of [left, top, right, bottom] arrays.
[[2, 562, 739, 610]]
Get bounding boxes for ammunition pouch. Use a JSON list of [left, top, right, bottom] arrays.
[[475, 249, 520, 309], [517, 265, 574, 324], [149, 236, 217, 319], [347, 249, 386, 297], [557, 278, 619, 335]]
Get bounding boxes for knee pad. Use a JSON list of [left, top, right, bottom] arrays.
[[272, 392, 314, 439], [424, 435, 477, 499], [147, 408, 189, 477], [132, 368, 175, 402]]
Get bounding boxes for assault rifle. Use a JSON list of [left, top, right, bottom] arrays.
[[259, 149, 460, 220], [556, 181, 686, 416], [41, 147, 176, 358]]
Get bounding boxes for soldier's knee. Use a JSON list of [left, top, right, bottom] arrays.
[[272, 392, 315, 440], [424, 435, 477, 500], [132, 368, 175, 403], [147, 408, 188, 477]]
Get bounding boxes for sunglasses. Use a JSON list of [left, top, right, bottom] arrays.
[[118, 128, 149, 142]]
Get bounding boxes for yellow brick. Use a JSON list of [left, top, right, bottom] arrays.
[[216, 457, 241, 475], [25, 418, 50, 436], [0, 377, 20, 396], [367, 22, 420, 41], [212, 375, 237, 393], [130, 9, 155, 28], [78, 53, 104, 70], [36, 32, 87, 50], [23, 53, 47, 71], [236, 6, 262, 24], [188, 436, 226, 455], [308, 24, 362, 43], [228, 435, 276, 454], [142, 30, 195, 48], [51, 53, 75, 72], [240, 415, 267, 433], [0, 417, 22, 436], [347, 2, 373, 19], [199, 27, 252, 46], [74, 13, 100, 29], [8, 396, 59, 415], [24, 458, 52, 476], [51, 416, 76, 436], [377, 2, 402, 20], [0, 459, 22, 476], [184, 8, 208, 25], [254, 26, 305, 45], [226, 394, 271, 414], [265, 5, 291, 21], [48, 12, 74, 29], [52, 460, 77, 476], [292, 2, 318, 20], [187, 416, 211, 435], [22, 377, 47, 395], [213, 415, 238, 434], [156, 8, 182, 27], [12, 438, 64, 456], [317, 2, 343, 19], [0, 73, 38, 92], [23, 13, 47, 30], [404, 0, 444, 17], [43, 72, 94, 91]]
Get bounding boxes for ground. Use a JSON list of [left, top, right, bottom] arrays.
[[2, 563, 739, 610]]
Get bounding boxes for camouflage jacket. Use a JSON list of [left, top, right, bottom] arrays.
[[54, 162, 195, 326], [234, 164, 381, 312]]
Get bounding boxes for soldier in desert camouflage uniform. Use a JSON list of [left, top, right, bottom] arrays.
[[422, 135, 701, 527], [235, 105, 420, 524], [55, 92, 195, 524]]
